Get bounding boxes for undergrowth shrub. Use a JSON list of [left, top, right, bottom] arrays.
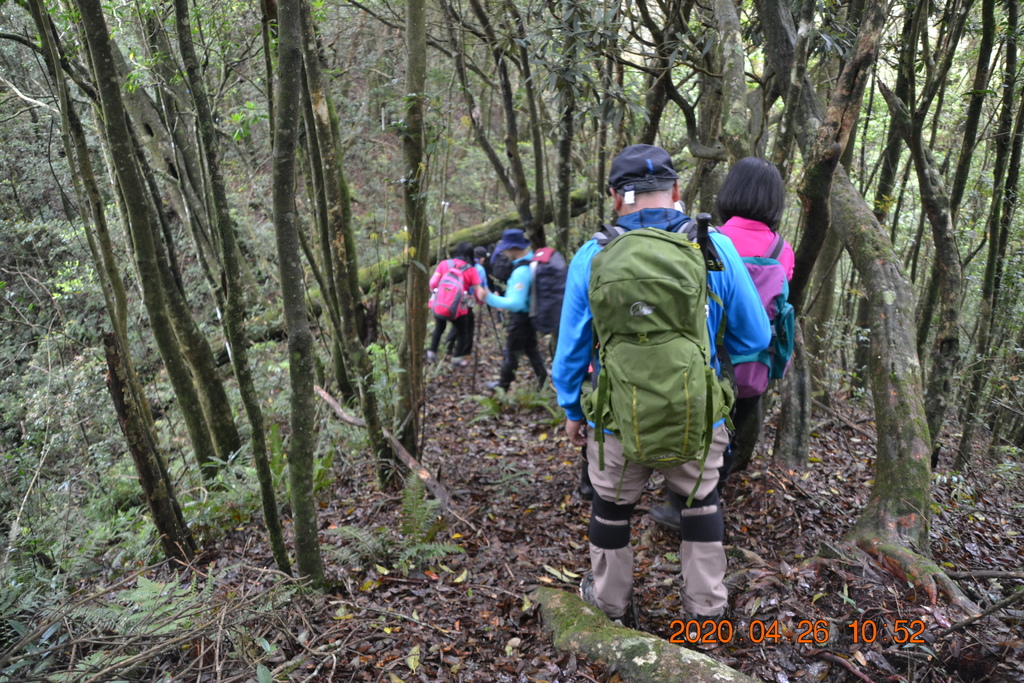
[[465, 385, 560, 426], [328, 474, 463, 575], [0, 562, 299, 682]]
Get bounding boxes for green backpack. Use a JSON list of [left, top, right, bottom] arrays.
[[585, 217, 733, 500]]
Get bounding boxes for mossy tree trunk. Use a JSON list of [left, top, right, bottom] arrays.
[[75, 0, 221, 480], [172, 0, 292, 576], [104, 333, 195, 563], [396, 0, 430, 465], [272, 0, 324, 588], [875, 0, 973, 465], [756, 0, 942, 596], [532, 588, 758, 683], [298, 1, 393, 484]]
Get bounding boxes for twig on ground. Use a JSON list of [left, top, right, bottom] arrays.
[[809, 649, 877, 682], [315, 385, 457, 514], [812, 399, 876, 441], [946, 570, 1024, 580], [936, 587, 1024, 636]]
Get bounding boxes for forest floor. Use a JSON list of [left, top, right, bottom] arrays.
[[184, 324, 1021, 682]]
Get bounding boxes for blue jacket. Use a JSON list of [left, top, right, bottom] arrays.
[[485, 251, 534, 312], [552, 209, 770, 422]]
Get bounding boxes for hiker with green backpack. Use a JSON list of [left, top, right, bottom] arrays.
[[552, 145, 770, 625]]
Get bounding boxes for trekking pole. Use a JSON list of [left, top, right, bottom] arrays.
[[486, 305, 502, 345], [471, 309, 479, 393]]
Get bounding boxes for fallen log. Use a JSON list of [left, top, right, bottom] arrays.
[[315, 385, 451, 510], [357, 189, 593, 292], [531, 587, 758, 683]]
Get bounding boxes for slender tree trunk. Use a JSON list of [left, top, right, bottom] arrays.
[[555, 91, 575, 256], [442, 0, 515, 203], [716, 0, 751, 161], [468, 0, 534, 234], [132, 125, 243, 464], [273, 0, 324, 587], [878, 79, 962, 466], [801, 225, 843, 403], [299, 62, 355, 401], [397, 0, 431, 465], [173, 0, 292, 575], [510, 3, 546, 241], [104, 333, 195, 563], [298, 1, 392, 480], [955, 0, 1018, 469], [757, 0, 944, 596], [949, 0, 995, 223], [773, 325, 809, 469], [75, 0, 220, 480]]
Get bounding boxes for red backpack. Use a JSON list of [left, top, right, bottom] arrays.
[[430, 260, 471, 320]]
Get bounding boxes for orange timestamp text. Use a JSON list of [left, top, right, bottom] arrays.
[[669, 618, 928, 646]]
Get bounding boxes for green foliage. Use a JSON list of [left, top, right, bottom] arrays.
[[0, 561, 298, 681], [366, 342, 403, 427], [328, 474, 462, 576], [465, 384, 561, 426]]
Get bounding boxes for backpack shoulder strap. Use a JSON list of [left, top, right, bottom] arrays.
[[677, 216, 725, 272], [592, 224, 627, 247], [764, 232, 784, 261]]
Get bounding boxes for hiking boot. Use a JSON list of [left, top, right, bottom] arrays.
[[649, 502, 681, 532], [579, 572, 639, 629], [452, 356, 469, 368], [485, 380, 507, 392], [649, 490, 684, 532], [535, 370, 548, 390], [426, 350, 438, 363], [578, 458, 594, 501]]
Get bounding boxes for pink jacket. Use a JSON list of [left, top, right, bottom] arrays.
[[718, 216, 795, 281]]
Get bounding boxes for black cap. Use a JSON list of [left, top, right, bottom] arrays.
[[608, 144, 679, 195]]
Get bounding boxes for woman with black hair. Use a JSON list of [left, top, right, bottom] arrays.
[[715, 158, 795, 487], [649, 158, 795, 531]]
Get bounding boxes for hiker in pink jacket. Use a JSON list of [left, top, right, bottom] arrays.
[[650, 157, 795, 531]]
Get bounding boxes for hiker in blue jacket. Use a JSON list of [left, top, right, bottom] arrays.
[[552, 144, 769, 625], [480, 229, 548, 392]]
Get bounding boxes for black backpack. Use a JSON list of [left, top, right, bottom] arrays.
[[528, 247, 567, 334]]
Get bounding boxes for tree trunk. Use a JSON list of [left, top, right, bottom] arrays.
[[772, 326, 810, 470], [948, 0, 995, 223], [299, 1, 392, 483], [802, 226, 843, 404], [467, 0, 534, 234], [397, 0, 430, 465], [532, 588, 758, 682], [172, 0, 292, 576], [75, 0, 221, 479], [756, 0, 942, 596], [715, 0, 751, 161], [273, 0, 324, 588], [358, 190, 592, 292], [103, 333, 195, 563], [877, 80, 962, 466], [955, 0, 1018, 469], [554, 90, 575, 256]]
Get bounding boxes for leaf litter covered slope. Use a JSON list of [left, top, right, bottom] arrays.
[[233, 327, 1023, 681]]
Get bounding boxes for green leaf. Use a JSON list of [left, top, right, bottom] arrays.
[[256, 664, 274, 683], [407, 645, 421, 673]]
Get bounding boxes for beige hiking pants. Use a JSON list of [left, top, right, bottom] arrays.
[[586, 424, 729, 619]]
